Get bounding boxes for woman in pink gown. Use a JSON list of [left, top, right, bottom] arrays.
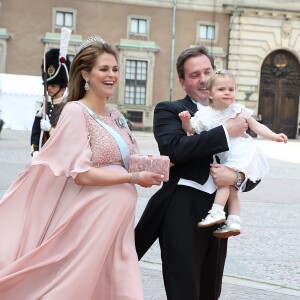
[[0, 36, 164, 299]]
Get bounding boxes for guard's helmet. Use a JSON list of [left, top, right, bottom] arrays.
[[42, 48, 70, 88]]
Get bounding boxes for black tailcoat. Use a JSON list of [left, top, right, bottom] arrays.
[[135, 96, 259, 299]]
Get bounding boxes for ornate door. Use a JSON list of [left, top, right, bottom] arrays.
[[258, 50, 300, 138]]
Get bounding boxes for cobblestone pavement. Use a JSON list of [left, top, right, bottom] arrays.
[[1, 129, 299, 299]]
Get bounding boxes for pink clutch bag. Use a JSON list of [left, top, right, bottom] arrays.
[[128, 154, 170, 182]]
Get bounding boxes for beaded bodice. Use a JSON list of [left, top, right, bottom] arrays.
[[79, 104, 136, 168]]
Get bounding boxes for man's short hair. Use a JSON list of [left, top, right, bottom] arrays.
[[176, 45, 215, 79]]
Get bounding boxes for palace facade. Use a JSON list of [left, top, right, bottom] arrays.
[[1, 0, 299, 137]]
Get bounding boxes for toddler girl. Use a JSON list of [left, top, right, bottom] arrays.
[[179, 69, 288, 238]]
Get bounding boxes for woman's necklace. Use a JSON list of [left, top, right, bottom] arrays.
[[96, 106, 111, 117], [81, 98, 110, 117]]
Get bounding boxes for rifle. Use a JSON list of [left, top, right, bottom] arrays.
[[39, 54, 50, 149]]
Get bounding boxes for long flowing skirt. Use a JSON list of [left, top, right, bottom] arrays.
[[0, 164, 143, 300]]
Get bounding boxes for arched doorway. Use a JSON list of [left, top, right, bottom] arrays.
[[258, 50, 300, 138]]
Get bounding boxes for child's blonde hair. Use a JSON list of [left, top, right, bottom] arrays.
[[206, 69, 236, 105]]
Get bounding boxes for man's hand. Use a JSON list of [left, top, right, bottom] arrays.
[[225, 116, 248, 138], [210, 164, 245, 187], [40, 115, 51, 132]]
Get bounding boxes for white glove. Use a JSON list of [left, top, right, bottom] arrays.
[[32, 151, 39, 157], [40, 115, 51, 132]]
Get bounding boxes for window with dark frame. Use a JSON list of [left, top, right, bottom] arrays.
[[56, 11, 73, 27], [199, 25, 215, 40], [130, 18, 147, 35], [125, 60, 147, 105]]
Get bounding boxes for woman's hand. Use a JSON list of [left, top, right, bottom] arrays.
[[133, 171, 164, 188]]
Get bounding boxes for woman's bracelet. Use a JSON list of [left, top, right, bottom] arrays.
[[130, 172, 140, 184]]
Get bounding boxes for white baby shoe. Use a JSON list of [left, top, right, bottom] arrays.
[[213, 222, 241, 238], [198, 208, 226, 227]]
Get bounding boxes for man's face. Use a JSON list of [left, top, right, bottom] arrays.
[[47, 84, 62, 98], [179, 55, 213, 105]]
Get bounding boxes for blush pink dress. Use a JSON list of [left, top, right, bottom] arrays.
[[0, 102, 143, 300]]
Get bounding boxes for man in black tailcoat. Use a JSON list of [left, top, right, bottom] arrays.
[[135, 45, 260, 300]]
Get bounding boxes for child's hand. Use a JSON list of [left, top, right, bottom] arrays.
[[178, 110, 191, 122], [275, 133, 288, 143]]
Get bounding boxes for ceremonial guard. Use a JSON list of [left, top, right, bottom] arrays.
[[30, 28, 71, 156], [0, 118, 4, 137]]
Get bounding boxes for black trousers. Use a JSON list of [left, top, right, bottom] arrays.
[[159, 185, 227, 300]]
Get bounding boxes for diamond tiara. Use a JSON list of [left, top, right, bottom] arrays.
[[215, 69, 226, 74], [77, 35, 106, 53]]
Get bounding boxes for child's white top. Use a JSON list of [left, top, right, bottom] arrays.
[[191, 103, 269, 182], [191, 103, 252, 132]]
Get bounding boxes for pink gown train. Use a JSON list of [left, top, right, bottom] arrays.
[[0, 102, 143, 299]]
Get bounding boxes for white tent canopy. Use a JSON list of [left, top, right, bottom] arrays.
[[0, 73, 43, 130]]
